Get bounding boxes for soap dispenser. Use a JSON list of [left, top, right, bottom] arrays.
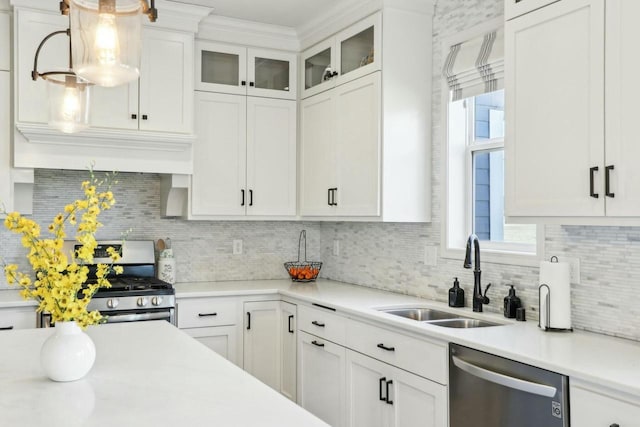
[[503, 285, 522, 318], [448, 277, 465, 308]]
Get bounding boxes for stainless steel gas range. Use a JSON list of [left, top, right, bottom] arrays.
[[39, 240, 175, 327]]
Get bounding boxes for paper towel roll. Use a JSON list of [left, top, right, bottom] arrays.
[[539, 258, 571, 330]]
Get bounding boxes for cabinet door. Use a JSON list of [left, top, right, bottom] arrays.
[[389, 366, 447, 427], [196, 41, 247, 95], [346, 350, 390, 427], [301, 37, 336, 99], [300, 90, 337, 216], [0, 12, 9, 71], [191, 92, 247, 217], [90, 83, 139, 130], [505, 0, 605, 217], [0, 72, 10, 212], [139, 28, 193, 133], [248, 48, 297, 100], [244, 301, 281, 392], [604, 0, 640, 217], [334, 72, 381, 217], [298, 331, 346, 427], [246, 97, 297, 216], [0, 307, 36, 330], [280, 301, 297, 402], [571, 384, 640, 427], [183, 325, 239, 366], [335, 13, 381, 87], [16, 9, 68, 124]]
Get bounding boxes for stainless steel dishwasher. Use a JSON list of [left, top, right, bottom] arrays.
[[449, 343, 569, 427]]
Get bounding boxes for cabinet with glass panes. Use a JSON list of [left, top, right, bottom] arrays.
[[196, 41, 297, 100], [301, 12, 381, 99]]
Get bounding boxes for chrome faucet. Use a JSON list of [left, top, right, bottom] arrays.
[[464, 234, 491, 312]]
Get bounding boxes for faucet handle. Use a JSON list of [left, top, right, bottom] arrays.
[[482, 283, 491, 304]]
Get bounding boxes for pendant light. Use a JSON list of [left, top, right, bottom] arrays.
[[32, 28, 91, 134], [66, 0, 158, 87]]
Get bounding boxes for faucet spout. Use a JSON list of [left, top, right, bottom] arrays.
[[464, 234, 490, 312]]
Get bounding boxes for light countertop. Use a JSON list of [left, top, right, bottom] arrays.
[[176, 279, 640, 397], [0, 321, 329, 427]]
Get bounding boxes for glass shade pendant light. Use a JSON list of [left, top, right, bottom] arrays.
[[32, 28, 92, 133], [69, 0, 157, 87]]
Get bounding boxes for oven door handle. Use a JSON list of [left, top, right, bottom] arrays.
[[105, 311, 171, 323], [451, 356, 557, 398]]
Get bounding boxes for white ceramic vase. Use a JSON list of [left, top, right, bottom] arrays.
[[41, 321, 96, 382]]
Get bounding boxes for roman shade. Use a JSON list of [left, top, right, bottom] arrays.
[[443, 28, 504, 101]]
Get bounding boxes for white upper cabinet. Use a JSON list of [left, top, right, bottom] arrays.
[[505, 0, 560, 20], [301, 13, 381, 99], [505, 0, 605, 218], [506, 0, 640, 223], [0, 11, 9, 71], [196, 41, 297, 100]]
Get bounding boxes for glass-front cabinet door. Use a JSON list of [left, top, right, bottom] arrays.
[[196, 41, 247, 95], [301, 12, 381, 99], [248, 48, 297, 100]]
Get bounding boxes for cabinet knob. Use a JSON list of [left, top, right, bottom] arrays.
[[241, 80, 246, 86], [249, 81, 255, 87], [131, 114, 137, 119], [331, 71, 339, 78], [142, 114, 148, 120]]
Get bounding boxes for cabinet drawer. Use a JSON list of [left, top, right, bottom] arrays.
[[177, 297, 239, 328], [571, 382, 640, 426], [0, 307, 36, 330], [298, 304, 346, 345], [346, 319, 447, 385]]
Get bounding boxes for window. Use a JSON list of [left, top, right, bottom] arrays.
[[442, 21, 541, 264]]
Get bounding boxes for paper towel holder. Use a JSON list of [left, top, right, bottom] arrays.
[[538, 283, 573, 332]]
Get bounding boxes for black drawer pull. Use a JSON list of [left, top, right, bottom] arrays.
[[385, 380, 393, 405], [311, 340, 325, 347], [246, 312, 251, 330], [379, 377, 386, 401], [288, 315, 294, 334], [610, 424, 620, 427], [0, 326, 14, 331], [605, 165, 615, 198], [198, 313, 217, 317], [241, 189, 245, 206], [589, 166, 599, 198], [377, 343, 395, 352], [249, 189, 253, 206], [311, 320, 325, 327]]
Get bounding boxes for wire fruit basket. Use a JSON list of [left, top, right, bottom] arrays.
[[284, 230, 322, 282]]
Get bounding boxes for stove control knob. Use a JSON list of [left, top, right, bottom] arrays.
[[106, 299, 119, 309], [136, 297, 148, 307], [151, 296, 163, 306]]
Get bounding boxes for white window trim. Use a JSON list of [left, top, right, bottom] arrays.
[[439, 18, 544, 268]]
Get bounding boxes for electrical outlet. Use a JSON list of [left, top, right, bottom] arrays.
[[424, 246, 438, 266], [333, 240, 340, 256], [566, 257, 580, 285], [233, 239, 243, 255]]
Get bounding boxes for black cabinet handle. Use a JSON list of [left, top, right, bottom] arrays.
[[241, 81, 246, 86], [198, 313, 217, 317], [379, 377, 387, 401], [377, 343, 395, 352], [131, 113, 137, 119], [311, 320, 325, 327], [288, 315, 294, 333], [332, 188, 338, 206], [327, 188, 332, 206], [610, 424, 620, 427], [246, 312, 251, 330], [311, 340, 325, 347], [249, 81, 255, 87], [385, 380, 393, 405], [331, 71, 339, 77], [0, 326, 14, 331], [605, 165, 615, 198], [589, 166, 599, 198], [249, 189, 253, 206], [327, 188, 338, 206], [241, 189, 245, 206], [142, 114, 148, 120]]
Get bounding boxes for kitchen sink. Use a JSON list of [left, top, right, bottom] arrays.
[[426, 318, 502, 328], [378, 307, 461, 321]]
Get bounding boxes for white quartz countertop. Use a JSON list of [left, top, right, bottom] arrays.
[[0, 321, 329, 427], [176, 279, 640, 397]]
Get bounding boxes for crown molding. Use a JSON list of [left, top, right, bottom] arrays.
[[198, 15, 299, 51]]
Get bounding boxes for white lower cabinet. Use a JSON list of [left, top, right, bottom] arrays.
[[298, 331, 347, 427], [243, 300, 297, 400], [0, 306, 37, 330], [346, 350, 446, 427], [183, 325, 238, 366], [571, 381, 640, 427]]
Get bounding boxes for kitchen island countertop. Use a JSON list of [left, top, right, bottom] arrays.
[[0, 321, 329, 427]]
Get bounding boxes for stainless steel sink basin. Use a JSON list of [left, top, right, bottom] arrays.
[[379, 307, 460, 321], [427, 318, 502, 328]]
